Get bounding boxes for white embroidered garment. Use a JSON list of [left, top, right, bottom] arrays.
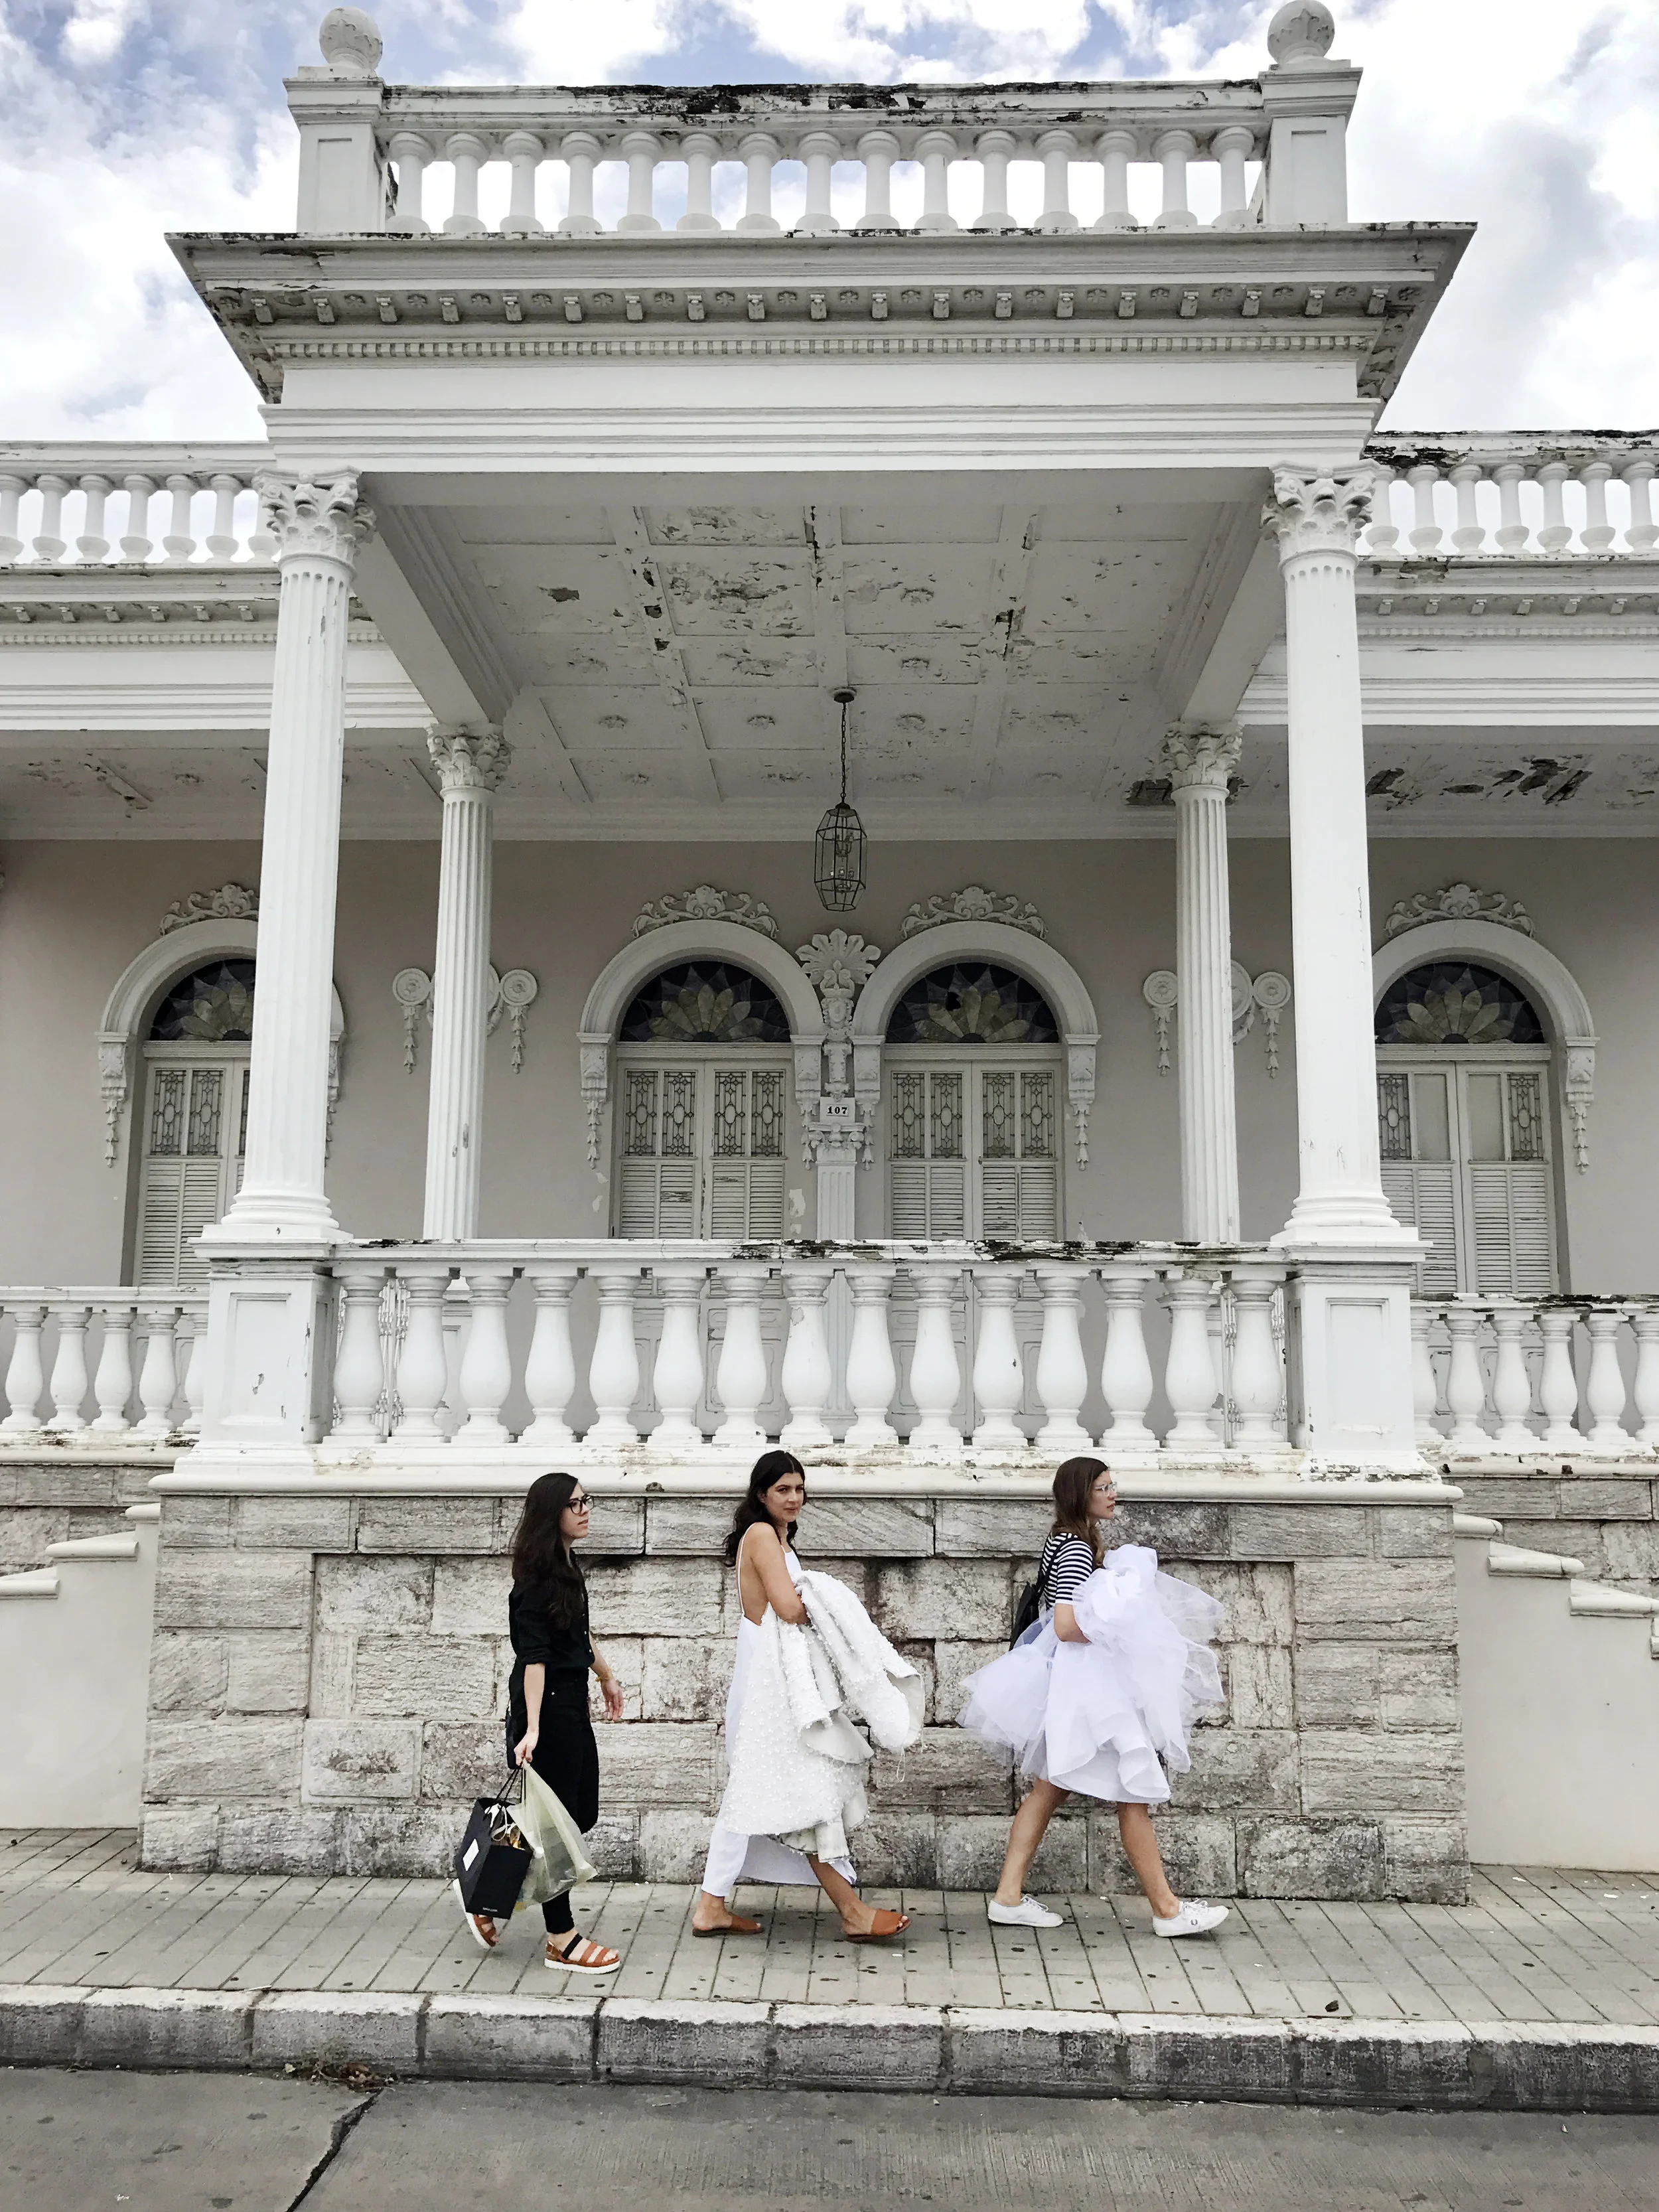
[[795, 1569, 925, 1752], [956, 1545, 1224, 1806]]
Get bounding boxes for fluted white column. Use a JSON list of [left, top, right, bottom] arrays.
[[1264, 469, 1405, 1247], [212, 473, 371, 1242], [1163, 724, 1242, 1243], [423, 728, 508, 1240]]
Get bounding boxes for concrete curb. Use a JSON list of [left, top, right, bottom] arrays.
[[3, 1986, 1658, 2112]]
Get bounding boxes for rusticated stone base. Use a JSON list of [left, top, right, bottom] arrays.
[[138, 1483, 1469, 1903], [0, 1458, 160, 1576]]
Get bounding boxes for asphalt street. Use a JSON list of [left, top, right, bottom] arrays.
[[3, 2073, 1658, 2211]]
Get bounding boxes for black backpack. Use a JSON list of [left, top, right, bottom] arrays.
[[1010, 1552, 1046, 1646]]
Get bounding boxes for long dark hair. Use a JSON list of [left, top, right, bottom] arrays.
[[510, 1472, 587, 1627], [723, 1450, 806, 1567], [1050, 1455, 1110, 1568]]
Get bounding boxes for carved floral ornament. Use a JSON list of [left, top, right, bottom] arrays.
[[1142, 966, 1293, 1075], [901, 886, 1046, 938], [1262, 466, 1374, 559], [796, 929, 883, 1164], [253, 470, 376, 565], [1382, 883, 1535, 938], [393, 966, 540, 1072], [632, 885, 778, 938], [159, 882, 258, 934]]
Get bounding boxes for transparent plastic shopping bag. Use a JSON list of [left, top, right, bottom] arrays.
[[511, 1762, 599, 1911]]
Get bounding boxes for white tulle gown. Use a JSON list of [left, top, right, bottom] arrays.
[[956, 1545, 1224, 1804]]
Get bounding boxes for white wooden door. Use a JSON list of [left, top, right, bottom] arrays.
[[1378, 1054, 1555, 1295], [136, 1051, 248, 1284], [614, 1056, 788, 1240], [886, 1056, 1062, 1241]]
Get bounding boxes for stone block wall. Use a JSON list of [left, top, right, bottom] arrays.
[[0, 1459, 157, 1575], [1452, 1469, 1659, 1598], [138, 1483, 1469, 1903]]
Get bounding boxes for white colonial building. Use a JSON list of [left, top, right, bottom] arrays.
[[1, 4, 1655, 1892]]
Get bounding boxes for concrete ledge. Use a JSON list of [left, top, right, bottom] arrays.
[[7, 1984, 1659, 2112]]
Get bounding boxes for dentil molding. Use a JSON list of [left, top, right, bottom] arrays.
[[1143, 965, 1292, 1075], [394, 966, 539, 1072]]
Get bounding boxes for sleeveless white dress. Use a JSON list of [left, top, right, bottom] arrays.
[[699, 1534, 858, 1897]]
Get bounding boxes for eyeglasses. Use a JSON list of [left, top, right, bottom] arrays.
[[567, 1494, 591, 1512]]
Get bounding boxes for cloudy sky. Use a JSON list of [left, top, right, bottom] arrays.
[[1, 0, 1652, 439]]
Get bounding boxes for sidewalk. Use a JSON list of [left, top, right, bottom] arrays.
[[3, 1831, 1657, 2110]]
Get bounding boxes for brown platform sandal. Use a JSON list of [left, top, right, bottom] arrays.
[[692, 1913, 763, 1938], [545, 1933, 621, 1974], [844, 1908, 910, 1944]]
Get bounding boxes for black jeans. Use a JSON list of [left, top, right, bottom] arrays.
[[506, 1674, 598, 1937]]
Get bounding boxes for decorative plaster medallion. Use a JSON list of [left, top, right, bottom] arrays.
[[159, 882, 258, 934], [1381, 883, 1536, 939], [392, 966, 538, 1072], [900, 886, 1046, 938], [632, 885, 778, 938], [1143, 966, 1291, 1074]]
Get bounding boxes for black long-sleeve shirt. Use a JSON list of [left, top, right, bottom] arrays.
[[506, 1578, 593, 1730]]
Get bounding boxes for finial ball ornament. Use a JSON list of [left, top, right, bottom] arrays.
[[319, 7, 383, 77], [1266, 1, 1336, 66]]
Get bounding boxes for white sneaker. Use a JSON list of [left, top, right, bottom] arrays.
[[1151, 1899, 1230, 1939], [987, 1895, 1065, 1929]]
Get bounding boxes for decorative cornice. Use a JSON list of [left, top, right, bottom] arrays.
[[254, 331, 1380, 370], [254, 470, 376, 565], [1263, 466, 1374, 559], [1161, 723, 1242, 789], [427, 726, 508, 792], [632, 885, 779, 938], [159, 882, 258, 935], [1382, 883, 1536, 940], [900, 886, 1046, 939]]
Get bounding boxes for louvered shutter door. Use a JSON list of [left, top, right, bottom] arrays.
[[889, 1163, 931, 1240], [1015, 1160, 1059, 1239], [175, 1159, 228, 1286], [708, 1161, 752, 1238], [1411, 1163, 1461, 1295], [980, 1161, 1019, 1239], [1506, 1162, 1553, 1295]]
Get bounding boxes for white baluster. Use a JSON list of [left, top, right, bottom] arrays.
[[1152, 127, 1196, 229], [45, 1303, 92, 1433], [76, 473, 112, 562], [558, 131, 604, 236], [1364, 466, 1401, 555], [1579, 461, 1615, 553], [1, 1303, 46, 1431], [455, 1268, 516, 1443], [713, 1263, 771, 1453], [845, 1264, 899, 1446], [1031, 1262, 1091, 1453], [736, 131, 782, 234], [1161, 1273, 1218, 1451], [1098, 1265, 1157, 1449], [388, 131, 432, 233], [1536, 1306, 1582, 1453], [33, 473, 68, 561], [970, 1265, 1026, 1453], [1212, 124, 1254, 228], [587, 1269, 642, 1448], [1407, 463, 1443, 553], [89, 1297, 135, 1435], [180, 1306, 206, 1436], [779, 1262, 835, 1449], [1583, 1304, 1632, 1455], [1450, 461, 1487, 552], [1034, 127, 1078, 233], [119, 474, 155, 563], [914, 127, 958, 234], [0, 475, 25, 563], [1443, 1303, 1488, 1454], [1228, 1265, 1283, 1452], [617, 129, 662, 233], [133, 1301, 179, 1438], [522, 1266, 579, 1447], [1410, 1301, 1441, 1447], [443, 131, 489, 235], [972, 128, 1017, 231], [500, 129, 545, 234], [1536, 459, 1571, 553], [1623, 458, 1658, 552], [650, 1263, 709, 1455], [680, 129, 723, 232], [205, 473, 240, 559], [162, 473, 196, 563], [1493, 460, 1530, 553], [1488, 1302, 1536, 1455], [1630, 1302, 1659, 1449], [855, 129, 901, 231], [392, 1266, 452, 1441], [908, 1264, 964, 1450]]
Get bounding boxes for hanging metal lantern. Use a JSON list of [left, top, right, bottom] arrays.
[[814, 689, 866, 911]]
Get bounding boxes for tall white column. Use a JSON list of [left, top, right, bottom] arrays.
[[1265, 467, 1406, 1249], [1163, 723, 1242, 1244], [212, 471, 372, 1243], [423, 728, 508, 1239]]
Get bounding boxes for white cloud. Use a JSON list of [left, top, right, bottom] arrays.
[[60, 0, 147, 66], [500, 0, 686, 83]]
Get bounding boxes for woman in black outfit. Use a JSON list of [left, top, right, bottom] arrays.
[[458, 1472, 625, 1974]]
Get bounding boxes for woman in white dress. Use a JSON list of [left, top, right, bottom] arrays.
[[691, 1451, 908, 1944], [959, 1456, 1230, 1940]]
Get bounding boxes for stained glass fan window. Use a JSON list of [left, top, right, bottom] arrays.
[[619, 962, 791, 1045], [1374, 964, 1544, 1048], [149, 960, 256, 1043], [887, 964, 1060, 1045]]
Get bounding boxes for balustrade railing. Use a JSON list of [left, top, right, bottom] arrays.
[[1414, 1295, 1659, 1461], [314, 1239, 1289, 1464], [0, 1291, 208, 1440], [1363, 439, 1658, 561], [0, 451, 273, 569]]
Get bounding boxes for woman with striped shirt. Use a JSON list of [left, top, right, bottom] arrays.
[[958, 1456, 1229, 1940]]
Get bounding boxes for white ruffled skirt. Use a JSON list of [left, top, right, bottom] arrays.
[[956, 1545, 1224, 1805]]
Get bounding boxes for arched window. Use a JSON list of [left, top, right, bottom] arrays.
[[137, 960, 256, 1284], [1375, 961, 1555, 1295], [884, 962, 1062, 1240], [614, 961, 790, 1238]]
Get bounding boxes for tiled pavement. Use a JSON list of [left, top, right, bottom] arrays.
[[3, 1831, 1657, 2029]]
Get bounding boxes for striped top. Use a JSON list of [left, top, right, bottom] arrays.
[[1039, 1532, 1098, 1609]]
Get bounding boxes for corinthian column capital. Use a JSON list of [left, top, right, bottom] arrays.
[[1263, 466, 1374, 559], [255, 470, 376, 565], [427, 727, 510, 792], [1161, 723, 1242, 791]]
